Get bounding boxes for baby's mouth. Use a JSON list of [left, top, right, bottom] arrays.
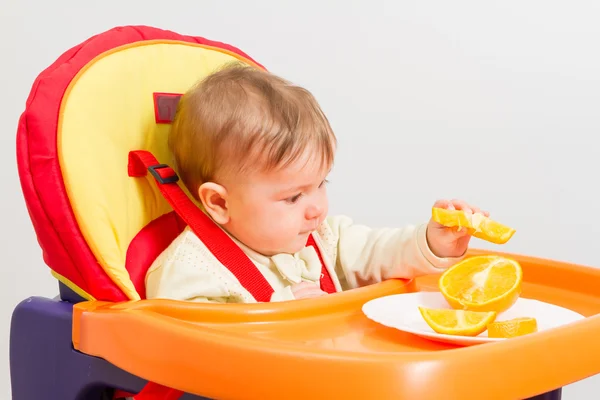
[[300, 221, 320, 235]]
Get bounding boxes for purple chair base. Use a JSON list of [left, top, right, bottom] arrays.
[[9, 283, 563, 400], [9, 283, 209, 400]]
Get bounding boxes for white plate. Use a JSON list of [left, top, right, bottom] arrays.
[[362, 292, 585, 346]]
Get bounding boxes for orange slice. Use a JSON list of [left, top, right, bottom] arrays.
[[431, 207, 516, 244], [487, 317, 538, 338], [439, 255, 522, 312], [418, 307, 497, 336]]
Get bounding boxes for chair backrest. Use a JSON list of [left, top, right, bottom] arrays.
[[16, 25, 265, 301]]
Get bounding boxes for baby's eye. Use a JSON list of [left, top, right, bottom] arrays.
[[319, 179, 329, 188], [285, 193, 303, 204]]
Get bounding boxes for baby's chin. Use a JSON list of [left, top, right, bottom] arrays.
[[267, 239, 309, 256], [253, 233, 312, 256]]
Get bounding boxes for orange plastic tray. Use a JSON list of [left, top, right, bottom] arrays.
[[73, 249, 600, 400]]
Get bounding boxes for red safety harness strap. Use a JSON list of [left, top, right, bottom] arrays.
[[128, 150, 275, 302], [306, 235, 336, 294], [114, 384, 182, 400], [128, 149, 337, 296]]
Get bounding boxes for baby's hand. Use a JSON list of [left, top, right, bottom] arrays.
[[291, 281, 327, 299], [426, 199, 489, 258]]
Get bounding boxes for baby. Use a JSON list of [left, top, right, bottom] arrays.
[[145, 62, 489, 303]]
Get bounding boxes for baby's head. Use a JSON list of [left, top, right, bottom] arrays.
[[169, 63, 337, 256]]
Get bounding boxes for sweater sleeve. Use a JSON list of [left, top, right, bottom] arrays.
[[145, 229, 298, 303], [145, 255, 239, 303], [145, 230, 250, 303], [326, 215, 464, 289]]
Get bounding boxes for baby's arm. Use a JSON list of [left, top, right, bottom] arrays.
[[327, 215, 463, 290], [145, 258, 238, 303], [145, 230, 317, 303], [144, 232, 249, 303]]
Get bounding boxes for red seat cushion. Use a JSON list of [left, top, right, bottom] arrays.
[[125, 211, 186, 299]]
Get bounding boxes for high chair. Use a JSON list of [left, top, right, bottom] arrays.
[[10, 25, 600, 400]]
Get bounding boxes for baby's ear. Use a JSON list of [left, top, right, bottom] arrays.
[[198, 182, 229, 224]]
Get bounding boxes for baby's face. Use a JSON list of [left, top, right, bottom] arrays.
[[222, 153, 331, 256]]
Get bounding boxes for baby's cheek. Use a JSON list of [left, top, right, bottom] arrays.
[[273, 213, 297, 233]]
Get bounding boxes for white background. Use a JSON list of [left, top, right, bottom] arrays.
[[1, 0, 599, 398]]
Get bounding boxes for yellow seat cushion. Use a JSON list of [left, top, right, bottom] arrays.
[[58, 40, 259, 300]]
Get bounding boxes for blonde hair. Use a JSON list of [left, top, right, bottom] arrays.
[[168, 62, 337, 198]]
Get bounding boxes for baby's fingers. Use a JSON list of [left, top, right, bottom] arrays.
[[292, 282, 327, 299], [470, 206, 490, 217], [449, 199, 473, 214], [458, 203, 490, 217], [432, 199, 490, 217], [296, 288, 326, 299], [433, 199, 454, 210]]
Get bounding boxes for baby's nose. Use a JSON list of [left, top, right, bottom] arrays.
[[305, 204, 324, 220]]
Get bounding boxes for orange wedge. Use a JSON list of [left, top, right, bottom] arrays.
[[439, 255, 522, 312], [431, 207, 516, 244], [487, 317, 538, 338], [418, 307, 497, 336]]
